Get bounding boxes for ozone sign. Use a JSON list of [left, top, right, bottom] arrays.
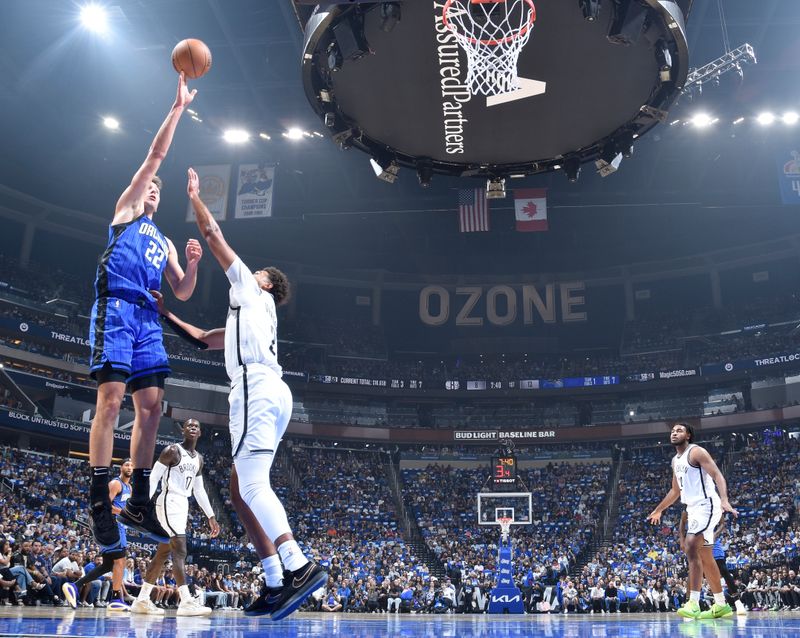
[[419, 283, 588, 327]]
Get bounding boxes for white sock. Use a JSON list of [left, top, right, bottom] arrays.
[[262, 554, 283, 588], [713, 592, 726, 606], [689, 591, 701, 603], [138, 582, 154, 601], [277, 540, 309, 573], [179, 585, 193, 603]]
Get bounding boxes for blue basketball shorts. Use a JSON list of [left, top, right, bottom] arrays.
[[89, 296, 170, 382]]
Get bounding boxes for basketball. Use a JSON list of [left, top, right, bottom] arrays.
[[171, 38, 212, 80]]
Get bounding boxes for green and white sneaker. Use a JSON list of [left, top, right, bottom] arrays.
[[677, 600, 701, 619], [698, 603, 733, 619]]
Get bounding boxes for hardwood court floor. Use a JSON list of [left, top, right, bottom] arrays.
[[0, 608, 796, 638]]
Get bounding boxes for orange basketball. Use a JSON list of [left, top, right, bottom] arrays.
[[171, 39, 212, 80]]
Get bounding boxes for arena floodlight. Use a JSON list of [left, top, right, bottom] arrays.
[[486, 177, 507, 199], [370, 155, 400, 184], [578, 0, 601, 22], [595, 145, 623, 177], [782, 112, 799, 125], [259, 132, 271, 140], [80, 4, 109, 33], [380, 2, 402, 33], [102, 116, 119, 130], [223, 129, 250, 144], [284, 127, 305, 141], [690, 113, 714, 128], [756, 112, 775, 126], [416, 159, 433, 188], [564, 157, 581, 183]]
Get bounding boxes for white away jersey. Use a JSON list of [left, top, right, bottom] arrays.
[[672, 444, 718, 506], [224, 258, 281, 380], [161, 444, 201, 499]]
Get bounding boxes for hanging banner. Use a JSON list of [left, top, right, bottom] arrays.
[[185, 165, 231, 221], [778, 150, 800, 205], [234, 164, 275, 219]]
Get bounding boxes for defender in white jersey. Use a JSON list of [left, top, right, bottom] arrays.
[[647, 423, 738, 620], [131, 419, 219, 617], [151, 168, 327, 621]]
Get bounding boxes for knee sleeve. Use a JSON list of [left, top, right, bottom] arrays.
[[234, 455, 292, 541]]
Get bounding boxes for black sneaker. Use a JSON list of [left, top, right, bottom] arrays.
[[117, 502, 170, 544], [89, 502, 122, 549], [270, 563, 327, 622], [244, 585, 283, 617]]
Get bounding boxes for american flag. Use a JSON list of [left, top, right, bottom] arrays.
[[458, 188, 490, 233]]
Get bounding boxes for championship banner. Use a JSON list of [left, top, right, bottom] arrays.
[[778, 150, 800, 205], [234, 164, 275, 219], [185, 165, 230, 222]]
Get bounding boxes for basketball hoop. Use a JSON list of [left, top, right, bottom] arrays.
[[442, 0, 537, 96], [498, 516, 513, 541]]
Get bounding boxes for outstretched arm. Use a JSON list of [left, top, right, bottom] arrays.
[[692, 447, 738, 517], [151, 290, 225, 350], [113, 74, 197, 225], [187, 168, 237, 271], [646, 473, 681, 525]]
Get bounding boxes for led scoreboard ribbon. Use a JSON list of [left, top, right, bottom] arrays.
[[491, 455, 517, 492]]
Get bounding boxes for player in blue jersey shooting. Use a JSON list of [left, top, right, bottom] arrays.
[[87, 73, 203, 548]]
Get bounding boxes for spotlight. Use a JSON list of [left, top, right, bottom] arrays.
[[380, 2, 402, 33], [564, 157, 581, 183], [607, 0, 648, 46], [416, 159, 433, 188], [595, 142, 622, 177], [656, 43, 673, 83], [370, 155, 400, 184], [223, 129, 250, 144], [327, 45, 343, 72], [80, 4, 109, 34], [756, 112, 775, 126], [283, 127, 305, 141], [259, 132, 271, 140], [486, 177, 507, 199], [732, 117, 745, 125], [333, 13, 370, 62], [782, 111, 799, 125], [617, 131, 635, 158], [690, 113, 714, 128], [102, 116, 119, 130], [578, 0, 601, 22]]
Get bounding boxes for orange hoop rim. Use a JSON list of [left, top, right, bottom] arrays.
[[442, 0, 537, 47]]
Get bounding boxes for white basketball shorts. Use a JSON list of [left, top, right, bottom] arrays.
[[228, 364, 292, 459], [686, 498, 722, 546], [156, 492, 189, 537]]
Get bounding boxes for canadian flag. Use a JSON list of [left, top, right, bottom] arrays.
[[514, 188, 548, 232]]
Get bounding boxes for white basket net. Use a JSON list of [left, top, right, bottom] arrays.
[[443, 0, 536, 97], [498, 516, 513, 541]]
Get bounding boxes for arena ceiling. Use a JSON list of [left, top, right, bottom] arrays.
[[0, 0, 799, 277]]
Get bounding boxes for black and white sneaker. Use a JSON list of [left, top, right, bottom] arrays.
[[270, 563, 327, 622], [244, 585, 283, 617], [88, 503, 122, 549], [117, 502, 170, 544]]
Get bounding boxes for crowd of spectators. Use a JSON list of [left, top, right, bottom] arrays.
[[4, 259, 800, 397]]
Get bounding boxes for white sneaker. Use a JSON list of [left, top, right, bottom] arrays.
[[735, 600, 747, 616], [177, 598, 212, 617], [130, 599, 166, 615]]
